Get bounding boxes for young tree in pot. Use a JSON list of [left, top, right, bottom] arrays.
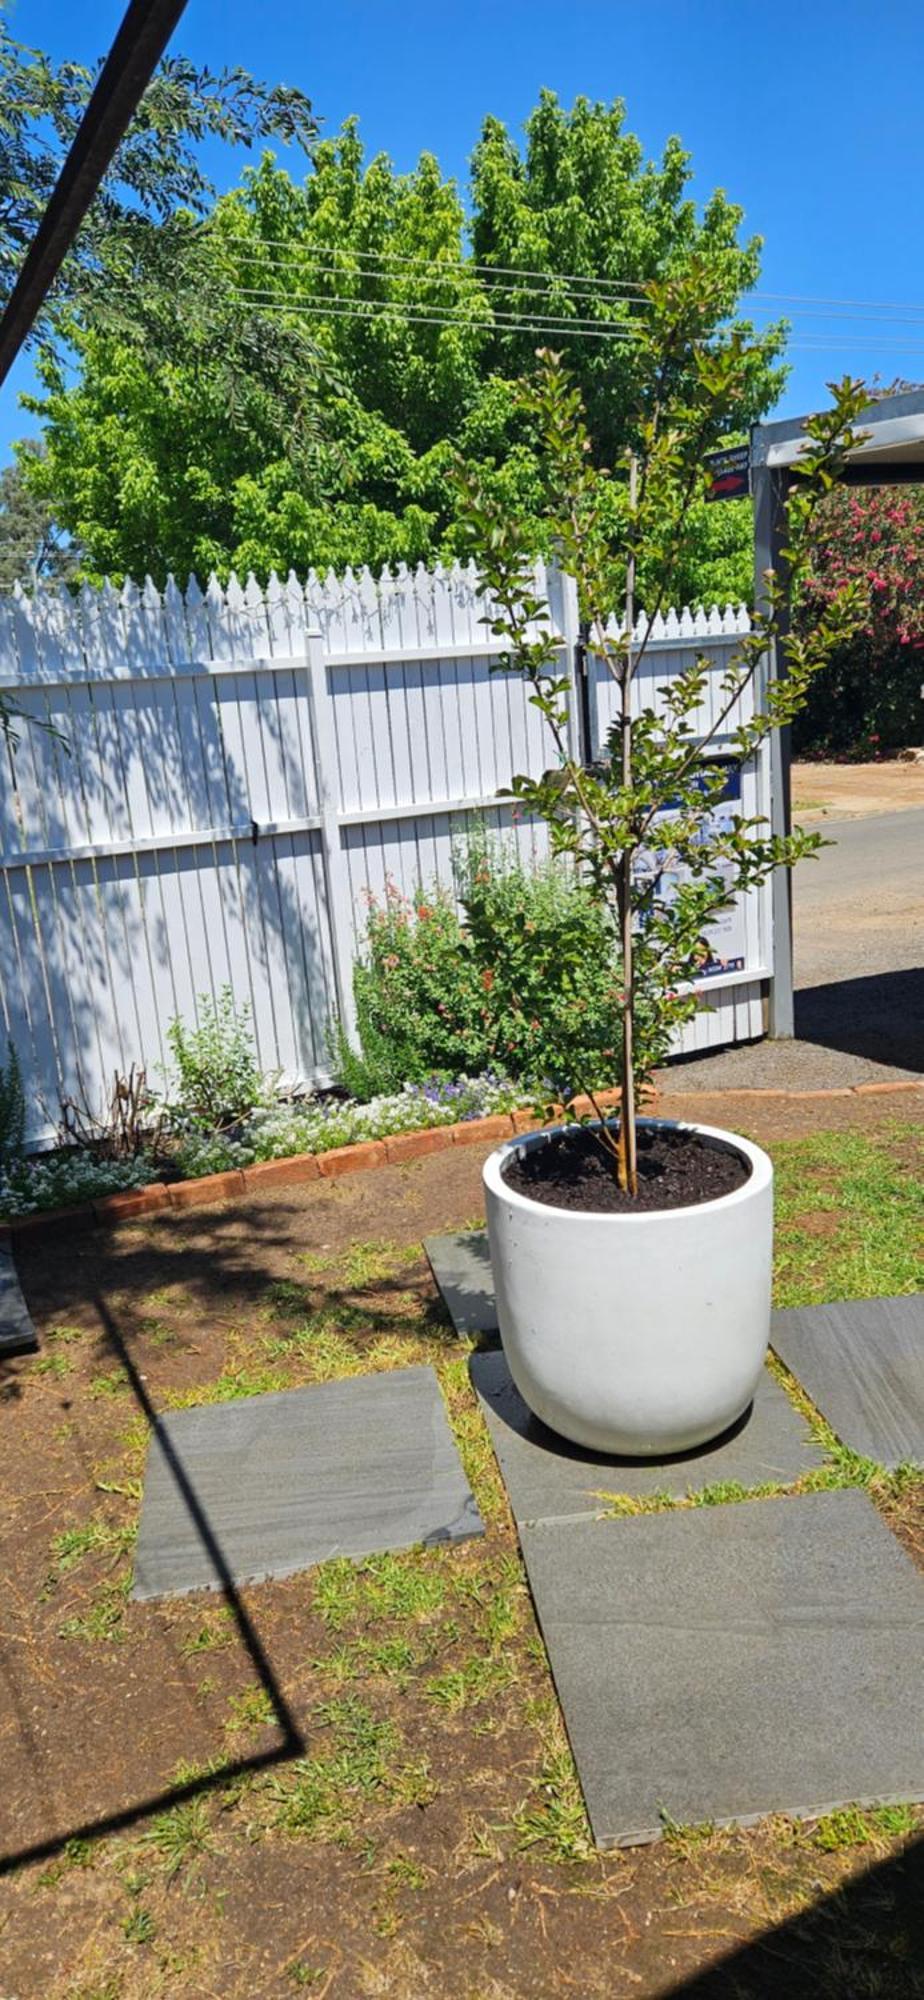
[[453, 263, 867, 1454]]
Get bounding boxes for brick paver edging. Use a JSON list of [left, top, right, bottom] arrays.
[[3, 1078, 922, 1243]]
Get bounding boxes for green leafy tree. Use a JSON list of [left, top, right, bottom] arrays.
[[452, 275, 866, 1193], [0, 441, 77, 590], [24, 97, 781, 591]]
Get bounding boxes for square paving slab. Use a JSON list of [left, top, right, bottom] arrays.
[[772, 1295, 924, 1468], [0, 1249, 37, 1358], [470, 1348, 825, 1521], [133, 1365, 482, 1601], [424, 1231, 497, 1337], [521, 1488, 924, 1848]]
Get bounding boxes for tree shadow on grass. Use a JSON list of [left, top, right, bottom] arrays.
[[0, 1279, 307, 1877], [0, 1198, 463, 1874], [662, 1831, 924, 1998]]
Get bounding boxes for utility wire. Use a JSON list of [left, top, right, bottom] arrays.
[[218, 232, 924, 322], [228, 290, 646, 343], [228, 288, 924, 358]]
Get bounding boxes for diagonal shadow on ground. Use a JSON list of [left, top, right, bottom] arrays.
[[0, 1291, 305, 1878], [661, 1831, 924, 1997]]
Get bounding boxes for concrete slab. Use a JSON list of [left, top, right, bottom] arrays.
[[133, 1365, 482, 1602], [470, 1349, 825, 1521], [521, 1489, 924, 1848], [424, 1231, 497, 1337], [0, 1249, 37, 1358], [772, 1295, 924, 1468]]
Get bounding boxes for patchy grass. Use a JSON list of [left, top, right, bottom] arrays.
[[4, 1119, 923, 2000], [774, 1124, 924, 1307]]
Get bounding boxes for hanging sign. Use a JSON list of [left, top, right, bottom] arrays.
[[703, 443, 750, 502]]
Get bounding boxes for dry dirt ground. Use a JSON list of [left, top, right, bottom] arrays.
[[791, 759, 924, 819], [1, 1096, 922, 2000]]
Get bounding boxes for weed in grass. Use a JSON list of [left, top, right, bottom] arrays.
[[386, 1852, 428, 1889], [314, 1634, 418, 1686], [510, 1702, 594, 1864], [94, 1475, 143, 1503], [226, 1684, 275, 1734], [809, 1804, 919, 1852], [342, 1239, 416, 1288], [33, 1350, 72, 1379], [439, 1355, 507, 1524], [166, 1364, 288, 1409], [90, 1368, 131, 1399], [265, 1278, 315, 1319], [121, 1907, 155, 1944], [48, 1517, 136, 1579], [312, 1551, 448, 1632], [425, 1650, 517, 1714], [143, 1797, 214, 1879], [271, 1696, 434, 1846], [47, 1323, 85, 1344], [37, 1835, 97, 1888], [180, 1613, 233, 1657], [262, 1320, 362, 1378], [59, 1573, 131, 1644], [660, 1808, 719, 1857], [288, 1964, 325, 1989]]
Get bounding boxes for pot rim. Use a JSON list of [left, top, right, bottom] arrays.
[[483, 1115, 772, 1225]]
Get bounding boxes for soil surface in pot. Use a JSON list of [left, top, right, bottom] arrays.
[[503, 1124, 750, 1214]]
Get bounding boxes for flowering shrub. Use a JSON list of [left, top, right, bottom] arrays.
[[172, 1073, 522, 1179], [342, 847, 626, 1101], [0, 1152, 151, 1217], [796, 486, 924, 754]]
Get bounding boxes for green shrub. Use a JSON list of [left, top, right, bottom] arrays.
[[341, 841, 625, 1100], [458, 838, 623, 1097], [165, 987, 266, 1128], [0, 1038, 25, 1165], [345, 886, 488, 1098]]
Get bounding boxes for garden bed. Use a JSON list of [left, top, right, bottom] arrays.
[[0, 1098, 921, 1999]]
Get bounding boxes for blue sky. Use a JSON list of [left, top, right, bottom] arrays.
[[5, 0, 924, 458]]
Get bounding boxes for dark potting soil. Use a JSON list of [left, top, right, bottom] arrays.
[[502, 1123, 751, 1214]]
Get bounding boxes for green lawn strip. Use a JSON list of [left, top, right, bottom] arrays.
[[773, 1124, 924, 1309]]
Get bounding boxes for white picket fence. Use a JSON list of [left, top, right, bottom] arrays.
[[0, 562, 768, 1145]]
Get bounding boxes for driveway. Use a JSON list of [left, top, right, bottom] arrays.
[[661, 805, 924, 1091]]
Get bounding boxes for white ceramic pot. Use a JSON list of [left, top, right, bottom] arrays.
[[482, 1118, 773, 1456]]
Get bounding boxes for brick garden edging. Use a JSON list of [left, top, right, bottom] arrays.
[[3, 1078, 922, 1243]]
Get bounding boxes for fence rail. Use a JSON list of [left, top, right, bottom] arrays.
[[0, 563, 764, 1146]]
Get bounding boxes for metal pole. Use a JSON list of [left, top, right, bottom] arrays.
[[752, 456, 794, 1037]]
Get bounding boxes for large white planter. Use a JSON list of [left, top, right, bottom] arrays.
[[483, 1118, 773, 1456]]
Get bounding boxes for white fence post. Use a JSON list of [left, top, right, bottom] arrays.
[[546, 562, 583, 763], [304, 629, 358, 1049]]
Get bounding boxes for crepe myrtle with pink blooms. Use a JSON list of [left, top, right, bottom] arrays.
[[453, 259, 869, 1195]]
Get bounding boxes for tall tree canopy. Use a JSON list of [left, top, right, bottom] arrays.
[[21, 90, 785, 595]]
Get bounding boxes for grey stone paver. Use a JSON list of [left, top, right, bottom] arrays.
[[133, 1365, 482, 1601], [521, 1489, 924, 1848], [470, 1348, 825, 1521], [0, 1249, 37, 1358], [424, 1230, 497, 1336], [772, 1296, 924, 1468]]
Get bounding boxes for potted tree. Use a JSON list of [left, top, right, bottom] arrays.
[[454, 265, 866, 1455]]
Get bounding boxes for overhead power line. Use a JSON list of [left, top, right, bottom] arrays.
[[228, 290, 646, 343], [227, 286, 924, 361], [218, 233, 924, 321]]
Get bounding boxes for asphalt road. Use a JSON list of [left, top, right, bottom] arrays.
[[662, 808, 924, 1091]]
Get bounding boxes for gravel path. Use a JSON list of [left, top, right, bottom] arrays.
[[659, 808, 924, 1092]]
